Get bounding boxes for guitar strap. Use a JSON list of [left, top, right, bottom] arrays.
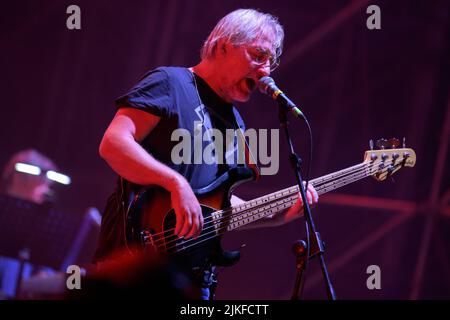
[[191, 69, 261, 181], [235, 128, 261, 181]]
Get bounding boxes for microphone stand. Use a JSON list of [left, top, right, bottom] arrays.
[[277, 104, 336, 300]]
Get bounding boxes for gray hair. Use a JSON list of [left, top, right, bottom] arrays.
[[200, 9, 284, 62]]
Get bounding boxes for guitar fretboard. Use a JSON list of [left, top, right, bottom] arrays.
[[211, 162, 371, 231]]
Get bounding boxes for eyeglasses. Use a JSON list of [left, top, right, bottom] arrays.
[[14, 162, 71, 185], [245, 46, 280, 71]]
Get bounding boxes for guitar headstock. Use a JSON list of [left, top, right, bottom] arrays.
[[364, 138, 416, 181]]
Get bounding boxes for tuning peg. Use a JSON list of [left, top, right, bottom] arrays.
[[376, 138, 389, 150], [369, 139, 374, 151], [387, 165, 396, 183], [388, 138, 400, 149]]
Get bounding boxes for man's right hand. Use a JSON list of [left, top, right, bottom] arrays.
[[99, 108, 205, 240], [169, 178, 204, 240]]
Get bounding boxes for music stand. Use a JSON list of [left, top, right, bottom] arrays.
[[0, 194, 87, 297]]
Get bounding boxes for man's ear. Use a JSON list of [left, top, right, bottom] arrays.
[[217, 39, 228, 55]]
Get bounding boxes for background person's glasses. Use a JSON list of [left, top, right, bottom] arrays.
[[15, 162, 71, 185]]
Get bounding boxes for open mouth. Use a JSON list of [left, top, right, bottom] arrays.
[[245, 78, 256, 92]]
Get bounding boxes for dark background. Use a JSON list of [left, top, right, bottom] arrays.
[[1, 0, 449, 299]]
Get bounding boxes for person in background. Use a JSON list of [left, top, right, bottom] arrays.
[[0, 149, 59, 299], [1, 149, 58, 204]]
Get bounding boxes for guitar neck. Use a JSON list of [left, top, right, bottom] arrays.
[[217, 162, 370, 231]]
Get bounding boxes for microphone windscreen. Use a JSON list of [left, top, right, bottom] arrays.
[[258, 76, 275, 94]]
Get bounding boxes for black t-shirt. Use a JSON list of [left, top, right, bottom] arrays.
[[94, 67, 248, 261], [115, 66, 246, 189]]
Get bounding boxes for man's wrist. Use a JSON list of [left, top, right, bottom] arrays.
[[165, 173, 187, 194]]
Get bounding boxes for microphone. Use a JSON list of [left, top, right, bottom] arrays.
[[258, 77, 304, 119]]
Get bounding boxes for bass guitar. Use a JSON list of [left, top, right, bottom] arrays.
[[125, 145, 416, 273]]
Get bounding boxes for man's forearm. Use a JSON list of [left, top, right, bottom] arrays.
[[99, 132, 184, 192]]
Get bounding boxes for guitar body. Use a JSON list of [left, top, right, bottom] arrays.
[[125, 167, 255, 273]]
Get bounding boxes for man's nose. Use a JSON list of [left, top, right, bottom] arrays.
[[256, 63, 270, 78]]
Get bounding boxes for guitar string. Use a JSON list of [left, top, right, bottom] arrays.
[[159, 165, 365, 250], [145, 156, 403, 250], [162, 161, 405, 255], [150, 162, 370, 248], [148, 164, 376, 248], [163, 165, 399, 254], [149, 162, 369, 246]]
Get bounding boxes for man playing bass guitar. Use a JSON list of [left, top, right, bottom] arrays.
[[94, 8, 318, 300]]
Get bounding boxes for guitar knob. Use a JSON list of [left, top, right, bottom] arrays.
[[381, 153, 388, 161], [371, 153, 378, 161], [392, 153, 399, 160]]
